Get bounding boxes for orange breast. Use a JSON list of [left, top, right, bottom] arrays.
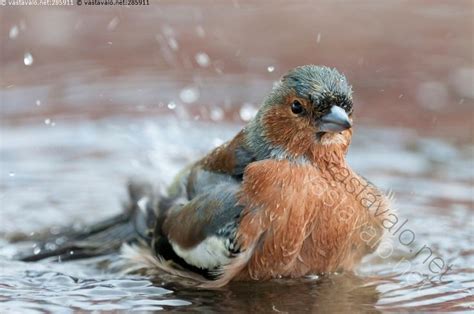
[[235, 159, 387, 280]]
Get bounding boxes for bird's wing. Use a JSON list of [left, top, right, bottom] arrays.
[[150, 180, 253, 287], [166, 130, 255, 203]]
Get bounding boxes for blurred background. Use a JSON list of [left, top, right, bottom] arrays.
[[1, 0, 473, 138], [1, 1, 473, 312]]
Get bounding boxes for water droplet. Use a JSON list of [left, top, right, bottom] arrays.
[[267, 66, 275, 73], [9, 25, 19, 39], [167, 102, 176, 110], [316, 33, 322, 43], [23, 52, 33, 66], [69, 250, 75, 255], [44, 118, 51, 125], [107, 41, 113, 45], [167, 38, 179, 51], [196, 25, 205, 37], [210, 107, 224, 121], [8, 172, 15, 177], [35, 99, 41, 106], [45, 243, 57, 251], [107, 16, 120, 31], [179, 87, 199, 104], [239, 103, 258, 122], [55, 236, 67, 245], [195, 52, 210, 67], [33, 247, 41, 255], [213, 138, 224, 147]]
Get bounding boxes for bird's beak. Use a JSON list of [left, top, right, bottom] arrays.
[[318, 106, 352, 132]]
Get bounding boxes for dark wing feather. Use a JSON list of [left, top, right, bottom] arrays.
[[151, 181, 246, 281]]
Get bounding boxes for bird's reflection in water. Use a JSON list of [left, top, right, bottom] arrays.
[[161, 273, 380, 313]]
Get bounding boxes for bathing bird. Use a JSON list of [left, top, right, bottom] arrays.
[[18, 65, 391, 288]]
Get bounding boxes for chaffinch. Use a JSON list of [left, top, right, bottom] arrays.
[[19, 65, 390, 288]]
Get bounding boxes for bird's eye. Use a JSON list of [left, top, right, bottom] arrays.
[[291, 100, 304, 115]]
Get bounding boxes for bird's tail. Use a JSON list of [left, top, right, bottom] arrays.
[[14, 180, 159, 262]]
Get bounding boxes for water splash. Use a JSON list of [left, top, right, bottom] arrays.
[[210, 107, 224, 121], [23, 53, 34, 66], [195, 52, 210, 67], [167, 38, 179, 51], [196, 25, 206, 37], [167, 102, 176, 110], [44, 119, 56, 127], [316, 33, 322, 43], [107, 17, 120, 31], [239, 103, 258, 121], [179, 87, 200, 104], [9, 25, 19, 39]]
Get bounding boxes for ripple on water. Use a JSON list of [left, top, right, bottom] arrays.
[[0, 263, 187, 312]]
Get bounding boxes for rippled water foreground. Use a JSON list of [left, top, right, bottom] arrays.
[[0, 117, 472, 312]]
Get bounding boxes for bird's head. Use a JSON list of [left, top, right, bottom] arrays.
[[246, 65, 354, 164]]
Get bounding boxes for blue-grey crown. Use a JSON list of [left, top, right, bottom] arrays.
[[282, 65, 353, 109]]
